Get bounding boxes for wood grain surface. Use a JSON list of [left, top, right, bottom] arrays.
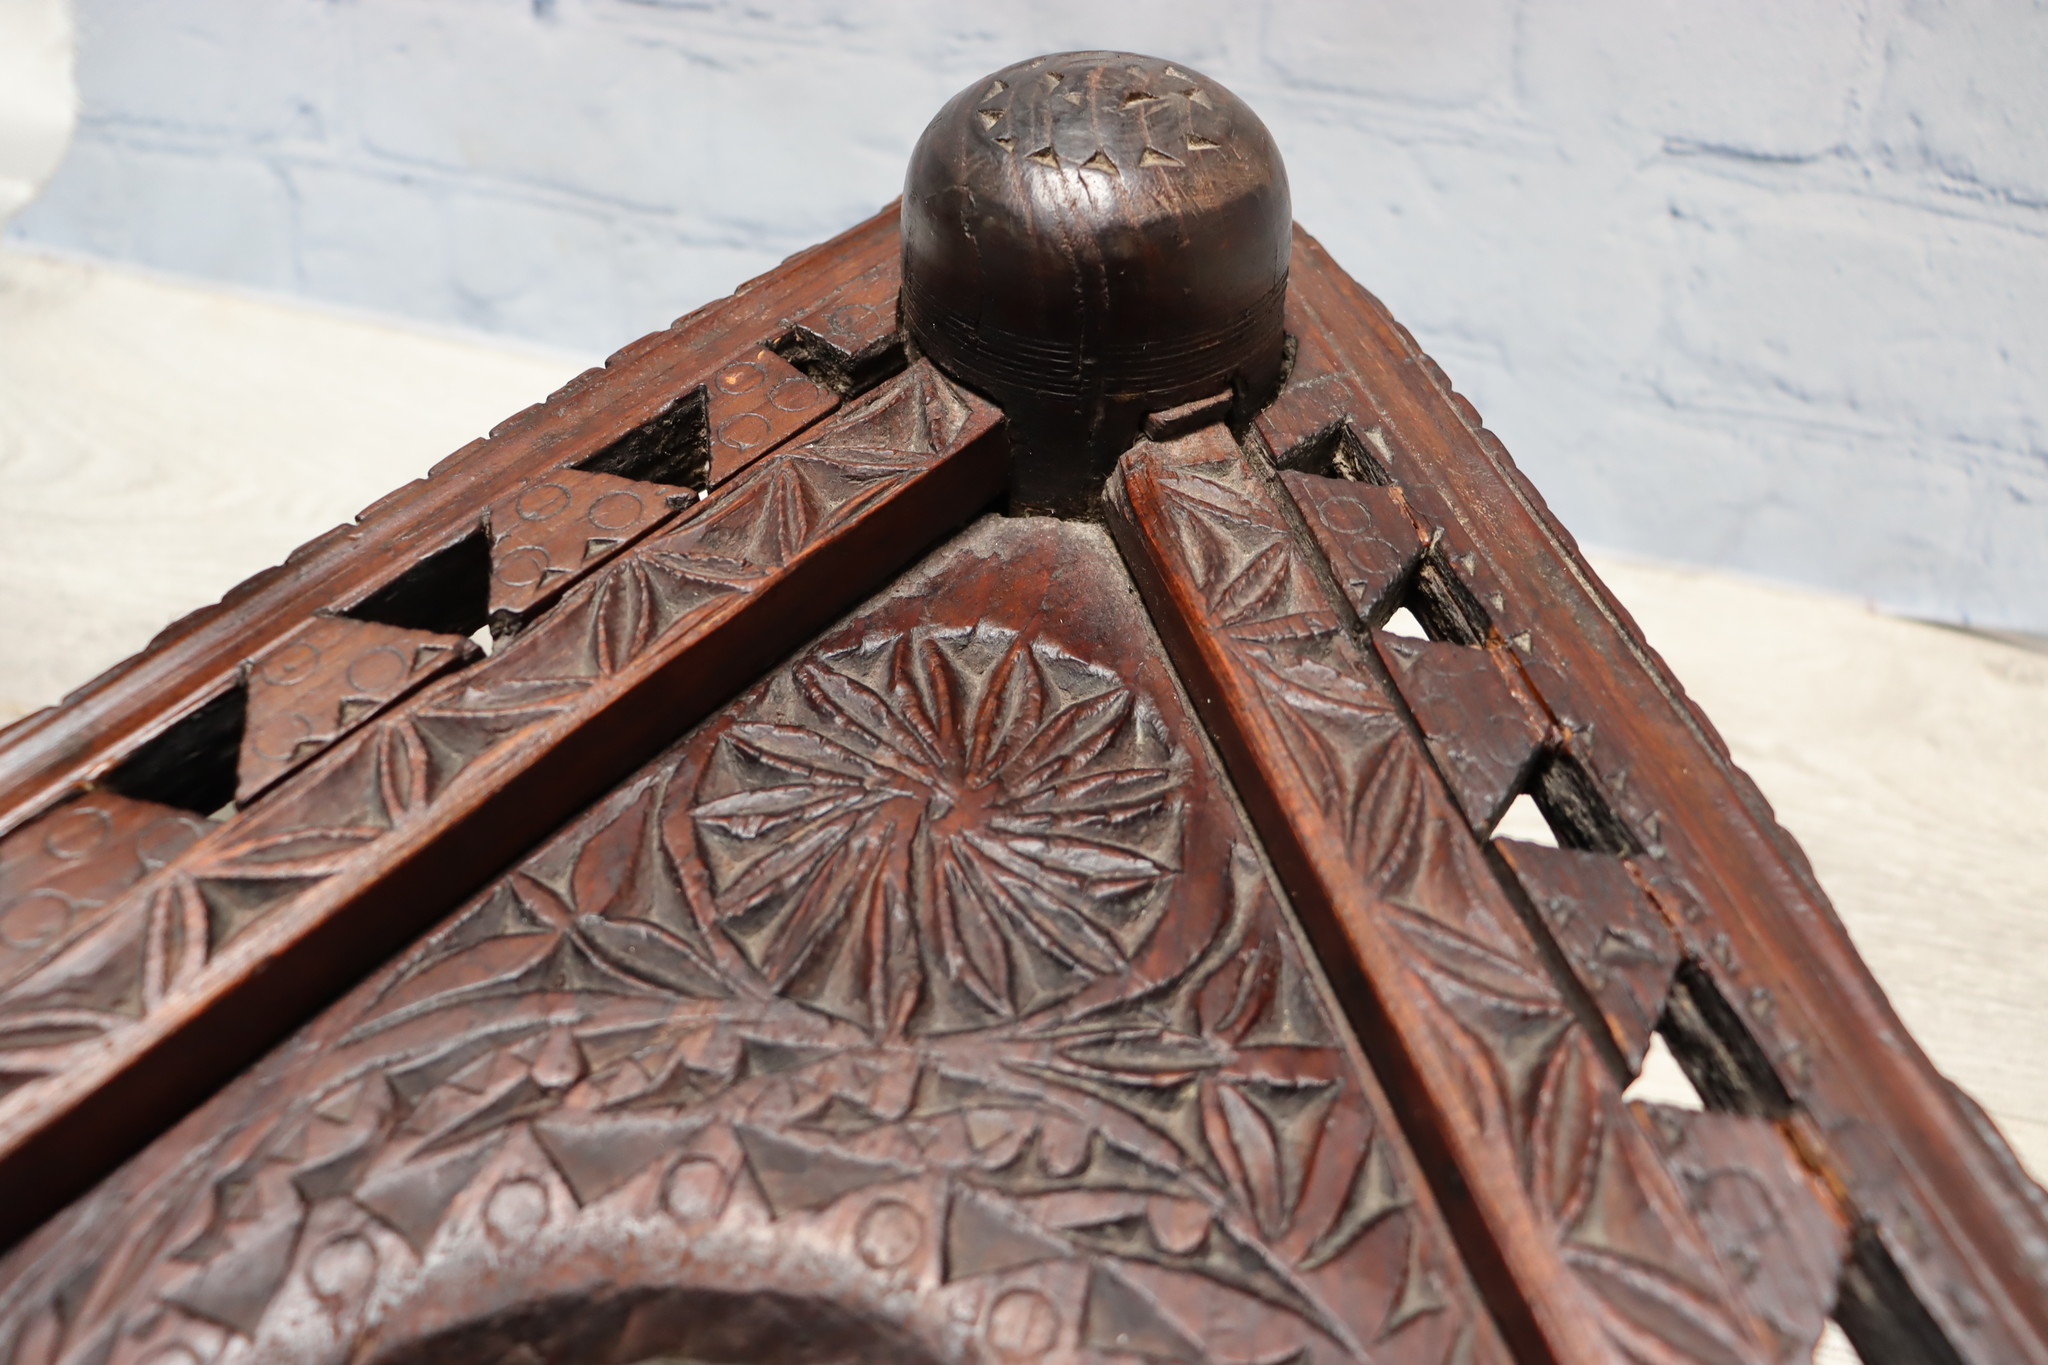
[[0, 224, 992, 1246], [0, 206, 903, 847], [1244, 228, 2048, 1363], [0, 164, 2039, 1365], [1111, 423, 1832, 1365], [0, 518, 1511, 1365]]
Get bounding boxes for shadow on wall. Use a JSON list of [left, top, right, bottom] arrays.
[[0, 0, 76, 226], [3, 1, 2046, 633]]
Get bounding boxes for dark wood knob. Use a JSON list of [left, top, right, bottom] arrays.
[[902, 51, 1292, 516]]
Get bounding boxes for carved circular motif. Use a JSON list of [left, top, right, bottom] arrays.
[[690, 625, 1186, 1035], [986, 1287, 1060, 1359], [717, 412, 772, 451], [855, 1198, 924, 1270], [824, 302, 878, 340], [484, 1176, 550, 1243], [770, 376, 817, 413], [516, 482, 573, 522], [587, 489, 646, 532], [247, 710, 316, 763], [663, 1156, 729, 1224], [495, 545, 553, 589], [40, 805, 111, 861], [305, 1232, 377, 1303], [1310, 489, 1382, 537], [259, 640, 323, 687], [717, 361, 767, 395], [345, 645, 409, 694], [0, 890, 72, 950], [133, 815, 206, 868]]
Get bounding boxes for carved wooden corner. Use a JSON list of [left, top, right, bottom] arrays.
[[0, 48, 2041, 1365]]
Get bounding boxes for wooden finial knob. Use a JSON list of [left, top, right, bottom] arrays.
[[902, 52, 1292, 516]]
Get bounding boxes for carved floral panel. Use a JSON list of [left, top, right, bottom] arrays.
[[0, 517, 1505, 1365]]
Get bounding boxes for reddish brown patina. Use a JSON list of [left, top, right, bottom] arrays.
[[0, 48, 2038, 1365]]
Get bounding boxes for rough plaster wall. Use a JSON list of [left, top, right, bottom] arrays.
[[8, 0, 2047, 631]]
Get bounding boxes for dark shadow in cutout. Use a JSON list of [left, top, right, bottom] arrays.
[[774, 324, 907, 400], [1274, 416, 1393, 487], [1404, 549, 1491, 647], [1657, 958, 1794, 1119], [1816, 1321, 1870, 1363], [576, 386, 711, 490], [1527, 748, 1637, 856], [102, 683, 245, 816], [342, 529, 492, 640], [1835, 1226, 1968, 1365], [370, 1285, 950, 1365]]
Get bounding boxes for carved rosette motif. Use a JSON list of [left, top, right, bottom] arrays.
[[694, 624, 1187, 1037], [0, 521, 1504, 1365], [0, 367, 986, 1119]]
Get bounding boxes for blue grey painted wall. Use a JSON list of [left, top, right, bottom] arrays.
[[12, 0, 2048, 631]]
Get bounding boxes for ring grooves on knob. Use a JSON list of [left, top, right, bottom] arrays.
[[901, 51, 1293, 517], [902, 274, 1288, 404]]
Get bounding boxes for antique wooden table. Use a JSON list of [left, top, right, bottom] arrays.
[[0, 52, 2041, 1365]]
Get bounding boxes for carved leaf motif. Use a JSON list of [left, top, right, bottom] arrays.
[[1151, 460, 1338, 642], [0, 518, 1502, 1365], [1115, 431, 1772, 1365]]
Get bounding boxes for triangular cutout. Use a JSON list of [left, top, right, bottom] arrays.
[[1493, 791, 1557, 846], [104, 683, 246, 816], [1622, 1031, 1705, 1110], [575, 386, 710, 490], [343, 530, 492, 640]]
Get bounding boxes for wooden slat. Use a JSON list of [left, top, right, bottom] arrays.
[[1495, 839, 1681, 1070], [1260, 228, 2048, 1363], [0, 206, 903, 845], [1110, 424, 1799, 1365], [1637, 1103, 1850, 1363], [0, 362, 1003, 1247]]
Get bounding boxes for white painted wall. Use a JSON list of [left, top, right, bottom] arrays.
[[8, 0, 2046, 631], [0, 0, 76, 224]]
